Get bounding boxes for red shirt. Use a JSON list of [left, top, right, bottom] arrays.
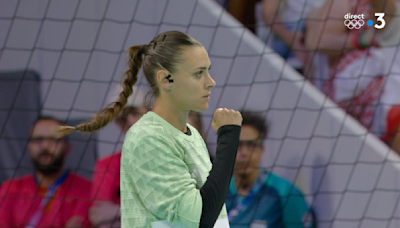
[[0, 172, 92, 227], [92, 152, 121, 205]]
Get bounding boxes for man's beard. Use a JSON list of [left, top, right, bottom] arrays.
[[31, 150, 65, 175]]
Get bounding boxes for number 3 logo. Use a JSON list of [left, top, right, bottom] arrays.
[[375, 13, 386, 29]]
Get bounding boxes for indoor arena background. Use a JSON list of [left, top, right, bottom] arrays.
[[1, 0, 400, 227]]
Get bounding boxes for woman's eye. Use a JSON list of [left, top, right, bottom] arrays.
[[196, 71, 203, 77]]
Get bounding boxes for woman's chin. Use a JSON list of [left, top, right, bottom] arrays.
[[192, 104, 209, 112]]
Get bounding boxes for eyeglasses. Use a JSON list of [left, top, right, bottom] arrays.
[[238, 140, 263, 148], [29, 137, 64, 144]]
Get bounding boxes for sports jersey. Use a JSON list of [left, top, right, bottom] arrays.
[[92, 151, 121, 204], [120, 111, 229, 228], [226, 170, 315, 228], [0, 171, 92, 227]]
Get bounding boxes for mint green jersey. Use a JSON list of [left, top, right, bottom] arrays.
[[120, 111, 229, 228]]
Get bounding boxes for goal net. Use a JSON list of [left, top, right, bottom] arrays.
[[1, 0, 400, 227]]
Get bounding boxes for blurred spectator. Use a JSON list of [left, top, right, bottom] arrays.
[[374, 0, 400, 154], [381, 106, 400, 155], [90, 85, 150, 228], [90, 87, 213, 227], [305, 0, 396, 131], [259, 0, 326, 74], [0, 116, 92, 228], [226, 111, 315, 228], [188, 110, 205, 139]]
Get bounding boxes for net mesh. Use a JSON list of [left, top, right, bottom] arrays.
[[1, 0, 400, 227]]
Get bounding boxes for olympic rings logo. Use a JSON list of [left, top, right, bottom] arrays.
[[344, 19, 364, 29]]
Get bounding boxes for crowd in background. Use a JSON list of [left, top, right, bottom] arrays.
[[1, 0, 400, 227], [218, 0, 400, 155]]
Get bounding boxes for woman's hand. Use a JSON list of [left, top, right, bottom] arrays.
[[212, 108, 242, 132]]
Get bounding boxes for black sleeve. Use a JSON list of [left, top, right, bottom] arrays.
[[199, 125, 241, 228]]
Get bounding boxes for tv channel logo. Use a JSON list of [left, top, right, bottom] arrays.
[[344, 13, 386, 29]]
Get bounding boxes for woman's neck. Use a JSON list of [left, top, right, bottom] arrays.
[[153, 98, 189, 133]]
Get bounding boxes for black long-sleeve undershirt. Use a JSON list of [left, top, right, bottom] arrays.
[[199, 125, 241, 228]]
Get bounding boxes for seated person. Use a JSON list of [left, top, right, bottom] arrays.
[[0, 116, 92, 228], [89, 85, 150, 228], [305, 0, 397, 130], [226, 111, 315, 228]]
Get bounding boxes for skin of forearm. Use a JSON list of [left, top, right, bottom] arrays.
[[98, 221, 121, 228], [308, 32, 353, 55]]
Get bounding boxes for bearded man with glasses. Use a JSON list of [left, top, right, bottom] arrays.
[[0, 116, 92, 228]]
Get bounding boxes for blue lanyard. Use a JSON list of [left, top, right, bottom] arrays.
[[228, 171, 267, 221], [34, 170, 69, 201], [26, 170, 69, 228], [40, 170, 69, 203]]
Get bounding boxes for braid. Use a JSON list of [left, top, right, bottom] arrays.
[[57, 45, 145, 138]]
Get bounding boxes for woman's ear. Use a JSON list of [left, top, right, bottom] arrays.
[[156, 69, 172, 89]]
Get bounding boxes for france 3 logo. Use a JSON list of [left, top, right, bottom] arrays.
[[344, 13, 386, 29]]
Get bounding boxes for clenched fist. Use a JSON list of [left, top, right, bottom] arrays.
[[212, 108, 242, 132]]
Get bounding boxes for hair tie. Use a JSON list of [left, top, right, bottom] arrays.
[[153, 35, 160, 49]]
